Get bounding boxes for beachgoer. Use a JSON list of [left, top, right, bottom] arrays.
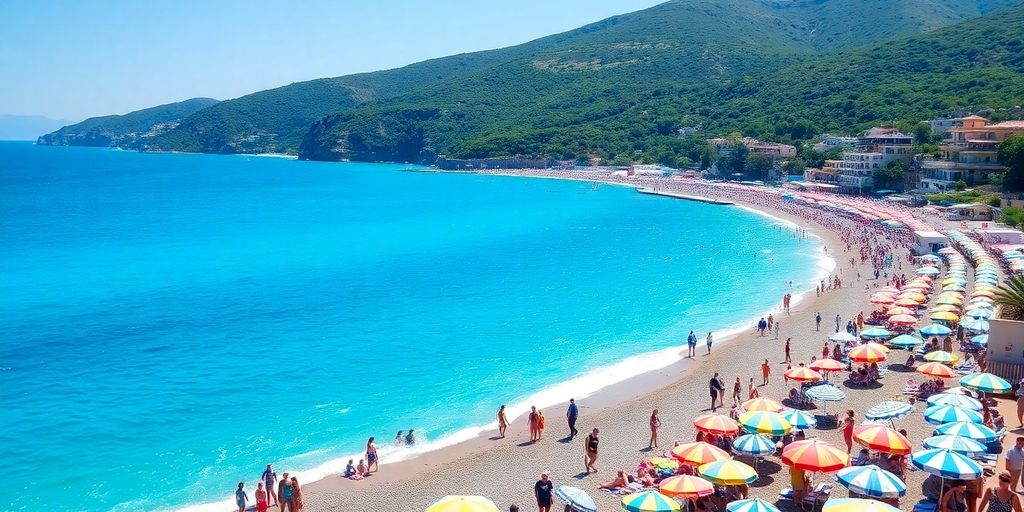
[[498, 406, 508, 438], [344, 460, 356, 478], [535, 472, 554, 512], [732, 377, 742, 406], [774, 321, 780, 339], [710, 373, 725, 411], [687, 330, 698, 358], [1005, 437, 1024, 492], [649, 409, 661, 449], [784, 338, 792, 363], [599, 470, 629, 490], [585, 428, 600, 473], [940, 481, 968, 512], [529, 406, 540, 442], [289, 477, 303, 511], [510, 506, 520, 512], [261, 464, 278, 507], [357, 459, 369, 476], [822, 341, 830, 360], [255, 482, 268, 512], [235, 482, 248, 512], [366, 436, 378, 473], [790, 466, 809, 506], [567, 398, 579, 439], [405, 429, 416, 445], [835, 314, 841, 333], [706, 332, 713, 354], [815, 312, 821, 332], [980, 472, 1022, 512], [842, 410, 855, 454], [537, 409, 546, 439], [1017, 380, 1024, 428], [761, 359, 771, 385], [395, 431, 403, 446], [767, 314, 774, 332], [278, 472, 291, 512]]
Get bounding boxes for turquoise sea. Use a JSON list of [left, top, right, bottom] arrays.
[[0, 141, 825, 511]]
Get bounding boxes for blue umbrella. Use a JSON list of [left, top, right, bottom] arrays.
[[927, 393, 983, 411], [967, 310, 992, 320], [924, 404, 983, 425], [860, 327, 892, 339], [923, 435, 987, 454], [911, 448, 983, 479], [970, 334, 989, 345], [934, 421, 998, 442], [732, 434, 776, 457], [836, 465, 907, 498], [889, 334, 922, 348], [920, 324, 952, 336], [727, 498, 781, 512], [959, 318, 989, 332], [806, 384, 846, 414], [865, 401, 914, 422], [554, 485, 597, 512], [780, 409, 817, 430]]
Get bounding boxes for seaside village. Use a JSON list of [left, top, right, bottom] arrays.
[[261, 116, 1024, 512]]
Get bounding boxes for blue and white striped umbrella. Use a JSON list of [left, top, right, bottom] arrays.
[[865, 401, 913, 421], [923, 435, 987, 454], [959, 318, 989, 332], [967, 310, 992, 320], [554, 485, 597, 512], [860, 327, 892, 339], [732, 434, 776, 456], [924, 404, 983, 425], [927, 393, 983, 411], [920, 324, 952, 336], [780, 409, 817, 430], [727, 498, 781, 512], [934, 421, 998, 442], [806, 384, 846, 402], [836, 465, 907, 498], [971, 334, 989, 345], [911, 448, 983, 479]]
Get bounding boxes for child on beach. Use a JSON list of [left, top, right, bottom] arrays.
[[235, 482, 248, 512], [255, 482, 268, 512]]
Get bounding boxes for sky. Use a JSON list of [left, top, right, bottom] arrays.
[[0, 0, 664, 121]]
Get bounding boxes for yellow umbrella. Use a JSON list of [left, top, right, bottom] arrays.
[[893, 298, 921, 307], [924, 351, 960, 364], [426, 496, 500, 512], [742, 397, 785, 413], [930, 305, 961, 313], [930, 311, 960, 322], [898, 292, 928, 303], [671, 442, 730, 466]]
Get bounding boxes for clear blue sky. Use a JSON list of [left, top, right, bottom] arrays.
[[0, 0, 664, 121]]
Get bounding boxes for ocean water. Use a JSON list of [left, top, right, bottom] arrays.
[[0, 142, 826, 511]]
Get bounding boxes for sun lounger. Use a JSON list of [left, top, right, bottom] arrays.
[[780, 483, 832, 511]]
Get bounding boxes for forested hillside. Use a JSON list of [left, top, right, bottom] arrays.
[[37, 98, 217, 148]]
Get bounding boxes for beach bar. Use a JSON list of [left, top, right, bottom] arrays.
[[912, 230, 949, 255]]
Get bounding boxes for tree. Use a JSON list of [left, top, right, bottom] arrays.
[[874, 160, 906, 190], [954, 179, 968, 191], [913, 122, 933, 145], [994, 275, 1024, 321], [745, 154, 774, 180], [781, 158, 807, 175], [998, 134, 1024, 191], [1001, 205, 1024, 229]]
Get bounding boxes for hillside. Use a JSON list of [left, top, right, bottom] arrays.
[[298, 3, 1024, 164], [37, 98, 218, 148], [146, 0, 1015, 156]]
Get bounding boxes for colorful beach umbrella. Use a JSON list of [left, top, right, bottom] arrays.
[[726, 499, 781, 512], [621, 490, 681, 512], [698, 459, 758, 485], [917, 362, 955, 379], [934, 421, 998, 442], [739, 411, 792, 436], [657, 475, 713, 499], [966, 309, 992, 320], [911, 448, 983, 479], [898, 292, 928, 303], [649, 457, 679, 470], [869, 295, 896, 305], [809, 358, 845, 373], [554, 486, 597, 512], [923, 404, 983, 425], [922, 435, 987, 454], [426, 496, 500, 512], [930, 311, 960, 322], [930, 304, 962, 313], [672, 442, 730, 466], [927, 393, 983, 411], [920, 324, 952, 336], [784, 366, 823, 383], [924, 351, 959, 364], [859, 327, 892, 339], [780, 409, 817, 430], [836, 465, 907, 498], [782, 439, 850, 472], [916, 267, 940, 275], [692, 414, 741, 435], [887, 314, 917, 325], [853, 424, 912, 455], [886, 306, 916, 316], [892, 297, 921, 307], [742, 397, 784, 413], [822, 498, 901, 512], [829, 331, 858, 343], [959, 372, 1012, 394], [889, 334, 922, 348], [849, 344, 887, 363], [865, 401, 913, 422], [732, 434, 776, 457]]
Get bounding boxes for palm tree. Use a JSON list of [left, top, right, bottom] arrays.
[[995, 275, 1024, 321]]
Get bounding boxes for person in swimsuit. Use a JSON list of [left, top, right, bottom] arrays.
[[748, 378, 759, 399], [585, 428, 599, 473], [497, 405, 508, 439], [235, 482, 248, 512], [762, 359, 771, 385], [365, 437, 378, 473], [842, 410, 855, 453], [260, 464, 277, 507], [534, 472, 554, 512], [940, 481, 968, 512], [405, 430, 416, 445], [394, 431, 403, 446], [255, 482, 268, 512], [277, 472, 290, 512], [649, 409, 661, 449], [528, 406, 540, 442], [784, 338, 792, 363], [289, 477, 303, 511], [979, 472, 1021, 512], [732, 378, 742, 406], [706, 332, 713, 354]]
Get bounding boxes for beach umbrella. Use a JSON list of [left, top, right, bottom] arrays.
[[930, 311, 960, 322], [920, 254, 942, 263], [970, 334, 989, 345], [780, 409, 817, 430], [876, 286, 902, 293], [887, 314, 917, 325], [836, 465, 907, 498], [657, 475, 713, 500], [732, 433, 776, 457], [898, 291, 928, 303], [959, 372, 1012, 394], [782, 439, 850, 472], [742, 397, 784, 413], [920, 324, 952, 336], [911, 448, 983, 479], [869, 295, 896, 305], [892, 297, 921, 307], [555, 486, 597, 512], [739, 411, 792, 436], [726, 498, 781, 512], [939, 247, 957, 254], [698, 459, 758, 485], [941, 277, 966, 285], [903, 283, 932, 291], [924, 351, 959, 364], [859, 327, 892, 339], [923, 435, 987, 454], [971, 290, 996, 299], [426, 496, 500, 512], [916, 267, 940, 275], [692, 414, 740, 435], [649, 457, 680, 470], [960, 318, 989, 332], [917, 362, 955, 379], [934, 421, 998, 442], [865, 401, 913, 422], [810, 358, 845, 373], [784, 366, 823, 383], [942, 284, 967, 292], [889, 334, 922, 348], [927, 393, 983, 410], [672, 442, 730, 466], [806, 384, 846, 414], [822, 498, 900, 512], [923, 404, 983, 425], [849, 344, 887, 363], [930, 305, 962, 313], [853, 424, 912, 455], [829, 331, 858, 343], [967, 309, 992, 320], [886, 306, 916, 316], [621, 490, 681, 512]]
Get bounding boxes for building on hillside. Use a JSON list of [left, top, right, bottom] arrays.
[[707, 137, 795, 177], [804, 127, 913, 194], [435, 156, 551, 170], [917, 116, 1024, 192], [812, 135, 858, 152], [929, 117, 964, 136]]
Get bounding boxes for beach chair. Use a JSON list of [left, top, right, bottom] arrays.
[[912, 500, 938, 512], [779, 483, 832, 512]]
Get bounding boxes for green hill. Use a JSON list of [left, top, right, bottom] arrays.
[[147, 0, 1016, 156], [37, 98, 218, 148]]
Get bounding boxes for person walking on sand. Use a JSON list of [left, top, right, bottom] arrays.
[[1005, 437, 1024, 492], [529, 406, 540, 442], [566, 399, 579, 440], [585, 428, 600, 473], [1016, 379, 1024, 428], [762, 359, 771, 385], [687, 331, 698, 358], [815, 312, 821, 332], [235, 482, 248, 512], [537, 409, 546, 439], [261, 464, 278, 507], [732, 377, 742, 406], [649, 409, 662, 449], [767, 314, 774, 332], [842, 410, 856, 454], [498, 405, 508, 438], [774, 321, 780, 339], [835, 314, 842, 333], [784, 338, 792, 364], [535, 472, 554, 512], [365, 436, 378, 473], [706, 332, 713, 354], [748, 378, 759, 399]]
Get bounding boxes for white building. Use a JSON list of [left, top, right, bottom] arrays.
[[913, 230, 950, 255], [807, 128, 913, 194]]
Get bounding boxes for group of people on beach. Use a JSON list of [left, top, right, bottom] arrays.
[[234, 464, 302, 512]]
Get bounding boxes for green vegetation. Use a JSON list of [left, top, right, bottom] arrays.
[[37, 98, 218, 147], [999, 134, 1024, 191], [922, 190, 1003, 206], [874, 161, 907, 190], [1001, 205, 1024, 229], [994, 275, 1024, 321]]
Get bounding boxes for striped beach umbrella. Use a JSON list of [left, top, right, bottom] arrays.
[[726, 499, 781, 512], [888, 314, 917, 325], [853, 424, 912, 455], [784, 366, 823, 383], [822, 498, 901, 512], [916, 267, 940, 275], [927, 393, 983, 411], [849, 344, 887, 363], [739, 411, 792, 436], [959, 317, 989, 332], [923, 435, 987, 454], [917, 362, 955, 379], [810, 358, 845, 373], [886, 306, 916, 316], [836, 465, 907, 498], [698, 459, 758, 485], [782, 439, 850, 472], [658, 475, 713, 499], [860, 327, 892, 339], [829, 331, 858, 343], [934, 421, 998, 442], [924, 404, 983, 425], [889, 334, 922, 348], [671, 442, 730, 466], [924, 351, 959, 364], [805, 384, 846, 414], [959, 372, 1012, 394], [967, 309, 992, 320], [732, 434, 776, 457], [920, 324, 952, 336], [911, 448, 983, 479], [621, 490, 681, 512], [554, 486, 597, 512], [780, 409, 817, 430], [930, 304, 962, 313], [426, 496, 500, 512], [649, 457, 679, 470], [869, 295, 896, 305], [742, 397, 784, 413], [692, 414, 740, 435], [865, 401, 913, 422]]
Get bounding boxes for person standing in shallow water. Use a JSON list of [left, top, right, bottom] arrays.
[[706, 332, 713, 354], [687, 330, 697, 358], [365, 436, 378, 473]]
